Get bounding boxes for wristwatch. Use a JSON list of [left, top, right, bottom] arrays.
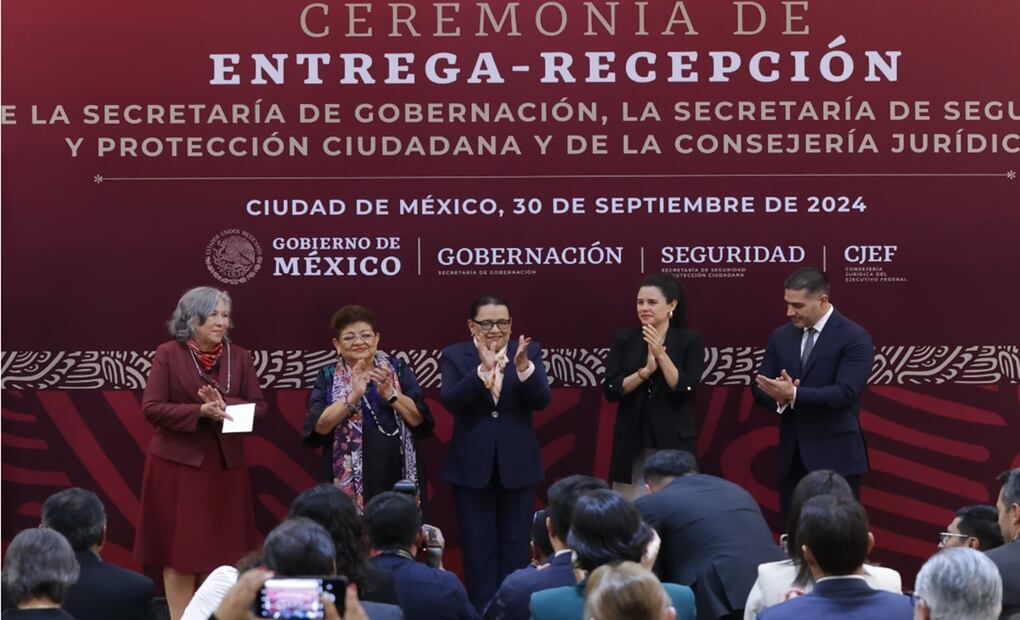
[[387, 390, 399, 404]]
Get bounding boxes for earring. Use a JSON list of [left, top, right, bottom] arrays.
[[668, 310, 674, 319]]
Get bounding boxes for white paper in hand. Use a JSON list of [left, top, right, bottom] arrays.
[[221, 403, 255, 433]]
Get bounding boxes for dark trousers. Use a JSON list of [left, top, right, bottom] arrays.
[[779, 443, 861, 524], [452, 474, 535, 612]]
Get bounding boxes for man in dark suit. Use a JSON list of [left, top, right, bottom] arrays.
[[987, 467, 1020, 619], [0, 488, 154, 620], [366, 492, 479, 620], [634, 450, 783, 620], [758, 495, 911, 620], [440, 296, 552, 611], [484, 476, 608, 620], [752, 266, 874, 521]]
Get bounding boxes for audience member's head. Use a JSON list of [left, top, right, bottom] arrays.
[[996, 467, 1020, 542], [914, 547, 1002, 620], [546, 475, 609, 550], [531, 509, 554, 565], [786, 469, 854, 585], [568, 489, 654, 574], [288, 484, 370, 583], [642, 450, 699, 493], [363, 491, 421, 552], [797, 495, 871, 580], [41, 487, 107, 552], [2, 528, 80, 608], [262, 517, 336, 576], [939, 505, 1004, 551], [584, 561, 676, 620]]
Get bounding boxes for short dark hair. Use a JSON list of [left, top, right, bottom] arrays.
[[469, 295, 510, 319], [2, 528, 80, 605], [546, 475, 609, 541], [638, 273, 688, 328], [999, 468, 1020, 511], [786, 470, 854, 585], [289, 485, 370, 587], [262, 518, 336, 576], [797, 495, 869, 576], [568, 490, 653, 573], [532, 509, 554, 559], [331, 305, 376, 338], [363, 491, 421, 550], [642, 450, 699, 486], [784, 267, 830, 296], [955, 505, 1005, 551], [41, 487, 106, 552]]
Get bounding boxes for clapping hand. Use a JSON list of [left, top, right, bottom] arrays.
[[350, 359, 371, 399], [477, 339, 498, 371], [642, 324, 667, 360], [198, 384, 232, 421], [368, 366, 398, 400], [513, 335, 532, 373], [754, 369, 799, 405]]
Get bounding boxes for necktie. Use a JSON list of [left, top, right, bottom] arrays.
[[801, 327, 817, 369]]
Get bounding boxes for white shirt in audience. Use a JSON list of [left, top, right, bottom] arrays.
[[180, 565, 239, 620]]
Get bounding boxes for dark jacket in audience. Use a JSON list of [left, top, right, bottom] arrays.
[[1, 610, 77, 619], [484, 551, 576, 620], [636, 474, 784, 620], [985, 538, 1019, 620], [371, 553, 479, 620], [2, 551, 152, 620], [756, 577, 911, 620]]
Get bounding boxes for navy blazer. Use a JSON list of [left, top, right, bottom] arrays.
[[635, 475, 783, 620], [370, 553, 479, 620], [757, 577, 911, 620], [483, 551, 576, 620], [440, 340, 551, 490], [752, 311, 874, 477]]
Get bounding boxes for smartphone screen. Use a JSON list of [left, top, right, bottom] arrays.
[[254, 576, 348, 619]]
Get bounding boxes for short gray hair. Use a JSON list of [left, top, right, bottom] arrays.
[[915, 547, 1002, 620], [167, 286, 232, 342], [2, 528, 80, 605], [999, 467, 1020, 513]]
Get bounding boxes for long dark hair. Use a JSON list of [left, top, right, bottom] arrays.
[[639, 273, 688, 328], [288, 484, 370, 589], [786, 470, 854, 587]]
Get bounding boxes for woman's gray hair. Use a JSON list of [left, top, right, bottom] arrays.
[[2, 528, 80, 605], [167, 286, 232, 342], [915, 547, 1002, 620]]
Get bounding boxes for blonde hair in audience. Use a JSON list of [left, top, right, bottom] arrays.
[[584, 561, 676, 620]]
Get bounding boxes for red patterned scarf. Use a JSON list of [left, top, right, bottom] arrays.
[[187, 340, 224, 371]]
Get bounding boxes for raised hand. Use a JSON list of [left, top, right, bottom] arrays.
[[197, 385, 231, 421], [477, 339, 498, 371], [349, 359, 371, 399], [368, 366, 397, 399], [642, 323, 667, 360], [513, 335, 532, 373]]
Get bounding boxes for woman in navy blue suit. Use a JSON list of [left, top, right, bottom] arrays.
[[440, 295, 551, 612]]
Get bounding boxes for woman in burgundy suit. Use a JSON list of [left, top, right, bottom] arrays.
[[133, 287, 267, 620]]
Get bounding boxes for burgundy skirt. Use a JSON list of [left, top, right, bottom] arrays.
[[133, 439, 259, 573]]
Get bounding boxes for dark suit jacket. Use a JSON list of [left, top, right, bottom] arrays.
[[604, 327, 704, 483], [483, 551, 576, 620], [370, 553, 479, 620], [757, 577, 911, 620], [636, 475, 783, 620], [986, 538, 1020, 619], [752, 311, 874, 476], [142, 340, 267, 468], [2, 551, 153, 620], [440, 340, 551, 490]]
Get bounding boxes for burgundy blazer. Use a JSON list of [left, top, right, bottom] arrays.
[[142, 340, 267, 468]]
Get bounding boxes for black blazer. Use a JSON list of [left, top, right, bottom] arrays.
[[636, 475, 783, 620], [483, 551, 576, 620], [604, 326, 705, 483], [751, 310, 874, 477], [440, 340, 551, 490], [2, 550, 153, 620]]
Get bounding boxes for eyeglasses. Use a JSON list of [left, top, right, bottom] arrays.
[[472, 318, 511, 332], [938, 532, 970, 546], [339, 331, 375, 344]]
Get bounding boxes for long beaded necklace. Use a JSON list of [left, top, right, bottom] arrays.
[[189, 341, 231, 395], [361, 393, 401, 438]]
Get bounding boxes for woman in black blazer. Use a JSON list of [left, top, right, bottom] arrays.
[[604, 273, 705, 499]]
